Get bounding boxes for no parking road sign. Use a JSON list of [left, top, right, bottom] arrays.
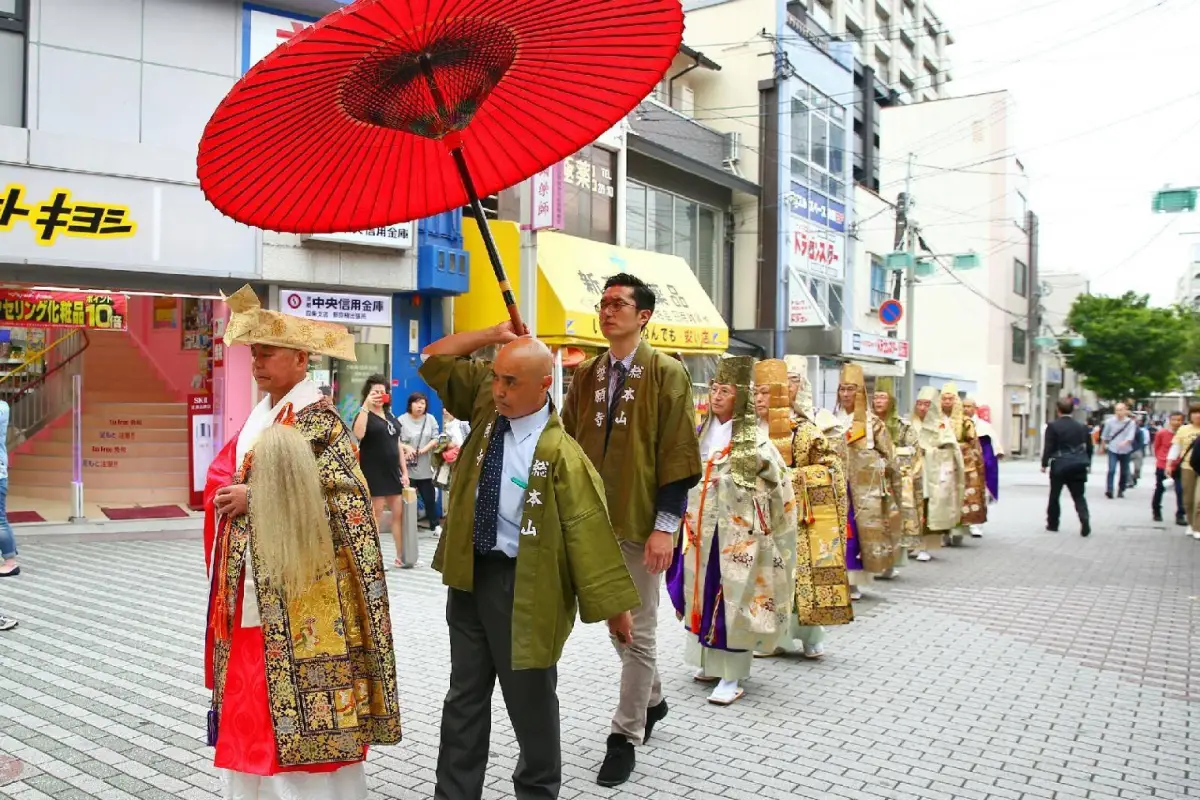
[[878, 299, 903, 328]]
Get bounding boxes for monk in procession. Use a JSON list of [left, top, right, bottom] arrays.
[[962, 396, 1001, 538], [755, 357, 852, 661], [873, 379, 923, 572], [940, 383, 986, 547], [667, 356, 796, 706], [830, 364, 902, 595], [419, 323, 639, 800], [561, 273, 701, 787], [203, 286, 402, 800]]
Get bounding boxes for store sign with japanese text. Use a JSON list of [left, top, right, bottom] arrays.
[[0, 166, 258, 278], [567, 269, 724, 350], [280, 289, 392, 327], [306, 222, 415, 250], [790, 215, 845, 281], [788, 182, 846, 234], [787, 267, 824, 328], [0, 290, 128, 331], [529, 164, 565, 231], [842, 329, 909, 362]]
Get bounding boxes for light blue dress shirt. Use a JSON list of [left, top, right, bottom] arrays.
[[477, 400, 552, 558]]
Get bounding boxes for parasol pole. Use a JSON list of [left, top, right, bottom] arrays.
[[420, 56, 527, 335]]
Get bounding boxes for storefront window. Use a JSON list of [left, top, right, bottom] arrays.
[[561, 144, 617, 244], [627, 179, 725, 312]]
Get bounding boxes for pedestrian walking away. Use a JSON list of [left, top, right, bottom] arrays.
[[1043, 398, 1094, 537], [1101, 403, 1137, 498], [561, 273, 702, 788], [1167, 403, 1200, 533], [1152, 411, 1186, 525], [420, 324, 638, 800]]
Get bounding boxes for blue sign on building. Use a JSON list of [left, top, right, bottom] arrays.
[[827, 199, 846, 233]]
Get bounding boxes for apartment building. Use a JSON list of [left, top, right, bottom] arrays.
[[879, 90, 1035, 455], [1175, 244, 1200, 310]]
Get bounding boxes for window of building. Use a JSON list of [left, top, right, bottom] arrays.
[[791, 82, 846, 199], [0, 0, 26, 128], [870, 254, 889, 309], [626, 179, 725, 310], [875, 4, 890, 38], [846, 21, 864, 44], [901, 32, 916, 59], [1011, 325, 1027, 365], [562, 145, 617, 244], [1013, 258, 1028, 297]]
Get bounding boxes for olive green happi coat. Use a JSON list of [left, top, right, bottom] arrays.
[[562, 340, 701, 543], [419, 356, 640, 670]]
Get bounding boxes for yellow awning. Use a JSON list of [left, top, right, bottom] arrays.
[[458, 220, 727, 354]]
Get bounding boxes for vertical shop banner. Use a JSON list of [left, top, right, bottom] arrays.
[[0, 290, 127, 330], [788, 267, 825, 328], [529, 164, 565, 231], [188, 393, 215, 510]]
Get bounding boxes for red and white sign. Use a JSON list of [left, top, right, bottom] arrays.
[[790, 216, 845, 281], [243, 6, 317, 73], [528, 164, 565, 231], [187, 393, 215, 510], [842, 330, 909, 362], [788, 266, 825, 328]]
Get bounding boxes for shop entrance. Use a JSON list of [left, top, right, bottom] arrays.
[[1, 287, 219, 523]]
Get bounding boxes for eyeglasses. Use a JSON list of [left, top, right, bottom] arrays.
[[709, 385, 737, 398], [595, 300, 635, 313]]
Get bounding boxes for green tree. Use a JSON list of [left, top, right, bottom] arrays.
[[1062, 292, 1190, 402]]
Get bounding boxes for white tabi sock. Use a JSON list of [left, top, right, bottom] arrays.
[[709, 679, 741, 703]]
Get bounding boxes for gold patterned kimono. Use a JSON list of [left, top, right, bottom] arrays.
[[892, 419, 925, 551], [207, 397, 402, 767], [789, 415, 853, 625], [836, 410, 903, 574], [681, 414, 797, 653], [919, 411, 965, 536]]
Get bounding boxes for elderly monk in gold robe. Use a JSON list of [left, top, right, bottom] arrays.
[[872, 378, 922, 574], [668, 357, 796, 707], [753, 357, 852, 661], [203, 286, 401, 800], [830, 364, 902, 592], [939, 382, 986, 547], [913, 386, 964, 561]]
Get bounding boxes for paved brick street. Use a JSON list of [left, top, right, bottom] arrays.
[[1, 459, 1198, 800]]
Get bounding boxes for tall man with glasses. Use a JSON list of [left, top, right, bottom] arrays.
[[562, 273, 702, 788]]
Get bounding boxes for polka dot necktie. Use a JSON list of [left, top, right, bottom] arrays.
[[472, 416, 511, 554]]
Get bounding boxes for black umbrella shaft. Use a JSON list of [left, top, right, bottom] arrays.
[[449, 147, 526, 335]]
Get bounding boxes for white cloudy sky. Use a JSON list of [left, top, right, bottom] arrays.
[[942, 0, 1200, 306]]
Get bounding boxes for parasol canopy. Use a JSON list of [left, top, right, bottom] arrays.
[[198, 0, 684, 233]]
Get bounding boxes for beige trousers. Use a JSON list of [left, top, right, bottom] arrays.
[[609, 539, 663, 744]]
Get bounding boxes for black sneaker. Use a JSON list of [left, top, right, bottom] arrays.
[[1153, 512, 1163, 522], [1177, 515, 1188, 527], [1046, 525, 1058, 532], [1081, 521, 1091, 537], [644, 699, 668, 743], [1105, 491, 1113, 499], [596, 733, 634, 787]]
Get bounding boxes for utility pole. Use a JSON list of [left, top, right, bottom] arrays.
[[902, 153, 918, 410]]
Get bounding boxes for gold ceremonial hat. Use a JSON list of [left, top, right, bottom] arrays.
[[753, 359, 788, 386], [222, 284, 357, 361], [941, 381, 958, 396], [875, 376, 896, 396], [840, 362, 865, 388], [918, 386, 938, 402]]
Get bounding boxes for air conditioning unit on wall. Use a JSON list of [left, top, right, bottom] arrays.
[[723, 131, 742, 164]]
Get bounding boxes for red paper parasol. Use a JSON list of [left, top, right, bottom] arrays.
[[198, 0, 685, 332]]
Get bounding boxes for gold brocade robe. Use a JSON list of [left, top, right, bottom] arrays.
[[790, 417, 853, 626], [209, 400, 402, 766], [956, 418, 988, 526], [562, 340, 702, 544], [919, 418, 965, 534], [681, 424, 798, 651], [840, 414, 903, 573], [893, 419, 925, 551], [420, 356, 640, 671]]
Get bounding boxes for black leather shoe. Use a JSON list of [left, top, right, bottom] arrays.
[[1153, 512, 1163, 522], [597, 733, 635, 787], [1177, 515, 1188, 526], [1046, 525, 1058, 532], [1081, 521, 1091, 537], [644, 699, 668, 743]]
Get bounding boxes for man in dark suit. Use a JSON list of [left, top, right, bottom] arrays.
[[1043, 397, 1094, 536]]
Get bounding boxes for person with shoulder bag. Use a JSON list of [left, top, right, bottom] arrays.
[[1167, 403, 1200, 534], [1042, 398, 1094, 536]]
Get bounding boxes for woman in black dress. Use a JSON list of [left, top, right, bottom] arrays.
[[352, 375, 409, 567]]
